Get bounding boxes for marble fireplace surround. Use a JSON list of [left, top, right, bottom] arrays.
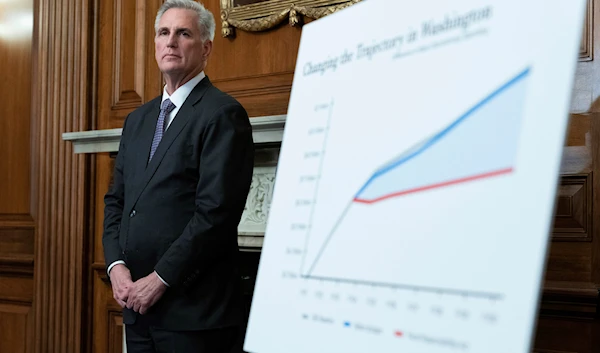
[[62, 115, 284, 250]]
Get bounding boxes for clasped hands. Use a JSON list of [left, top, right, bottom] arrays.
[[109, 264, 167, 315]]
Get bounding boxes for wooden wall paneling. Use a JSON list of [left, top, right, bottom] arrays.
[[589, 114, 600, 285], [91, 154, 114, 353], [553, 173, 592, 241], [537, 113, 600, 350], [112, 0, 144, 110], [83, 1, 101, 351], [545, 115, 594, 285], [142, 0, 164, 106], [32, 0, 95, 352], [0, 214, 35, 276], [0, 18, 33, 216], [0, 303, 33, 353], [535, 0, 600, 345], [544, 242, 593, 283], [204, 0, 304, 117], [207, 20, 302, 79], [0, 0, 36, 352], [92, 266, 122, 353], [108, 312, 124, 353], [565, 114, 591, 147], [0, 0, 35, 284], [212, 73, 294, 117], [97, 0, 163, 130], [0, 275, 33, 304], [84, 154, 97, 353], [93, 154, 114, 268], [540, 286, 598, 322], [92, 153, 115, 267], [534, 317, 599, 353], [0, 216, 35, 256], [92, 270, 108, 353]]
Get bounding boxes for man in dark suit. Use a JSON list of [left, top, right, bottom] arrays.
[[102, 0, 254, 351]]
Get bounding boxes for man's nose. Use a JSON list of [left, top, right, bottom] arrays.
[[167, 33, 177, 47]]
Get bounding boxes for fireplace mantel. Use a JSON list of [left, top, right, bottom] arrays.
[[62, 115, 285, 250], [62, 115, 285, 153]]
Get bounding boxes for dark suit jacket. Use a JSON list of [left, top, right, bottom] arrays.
[[102, 77, 254, 330]]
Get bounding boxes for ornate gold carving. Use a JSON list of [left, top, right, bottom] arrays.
[[219, 0, 362, 37]]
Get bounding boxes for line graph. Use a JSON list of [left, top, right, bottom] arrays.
[[301, 68, 530, 287], [353, 68, 528, 204], [244, 0, 586, 350], [353, 168, 513, 204]]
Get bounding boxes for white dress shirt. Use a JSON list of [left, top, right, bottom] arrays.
[[107, 71, 207, 286], [162, 71, 206, 129]]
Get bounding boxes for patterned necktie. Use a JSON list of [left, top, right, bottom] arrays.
[[149, 98, 176, 161]]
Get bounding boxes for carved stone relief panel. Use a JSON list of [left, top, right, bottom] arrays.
[[238, 146, 279, 248]]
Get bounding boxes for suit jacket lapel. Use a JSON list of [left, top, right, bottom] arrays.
[[124, 100, 159, 213], [133, 100, 160, 182], [127, 77, 212, 213]]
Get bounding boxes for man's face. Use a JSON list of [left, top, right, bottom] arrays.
[[155, 8, 211, 77]]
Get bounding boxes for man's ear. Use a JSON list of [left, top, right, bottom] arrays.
[[203, 40, 213, 61]]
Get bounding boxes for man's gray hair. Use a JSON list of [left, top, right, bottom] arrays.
[[155, 0, 215, 42]]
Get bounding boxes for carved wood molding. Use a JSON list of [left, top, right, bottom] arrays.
[[0, 214, 34, 225], [0, 276, 34, 306], [228, 84, 292, 98], [211, 71, 294, 96], [92, 262, 110, 283], [111, 0, 146, 109], [553, 173, 593, 241], [0, 214, 35, 234], [0, 255, 34, 276], [212, 72, 294, 116], [99, 0, 164, 130], [540, 282, 599, 319], [0, 303, 33, 350], [220, 0, 362, 37], [0, 214, 35, 267], [0, 212, 34, 246], [32, 0, 96, 352], [107, 311, 124, 353]]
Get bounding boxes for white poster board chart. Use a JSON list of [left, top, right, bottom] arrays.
[[244, 0, 586, 352]]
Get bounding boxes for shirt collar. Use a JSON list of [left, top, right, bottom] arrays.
[[161, 71, 206, 108]]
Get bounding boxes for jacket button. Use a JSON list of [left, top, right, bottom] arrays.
[[129, 210, 136, 217]]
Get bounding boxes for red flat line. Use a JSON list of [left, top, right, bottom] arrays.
[[354, 168, 513, 204]]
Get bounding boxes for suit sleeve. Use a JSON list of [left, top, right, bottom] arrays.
[[102, 116, 129, 271], [154, 103, 254, 286]]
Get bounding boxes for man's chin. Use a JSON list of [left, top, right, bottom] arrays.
[[159, 65, 184, 75]]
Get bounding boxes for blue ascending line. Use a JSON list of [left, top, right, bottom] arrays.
[[354, 68, 531, 199]]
